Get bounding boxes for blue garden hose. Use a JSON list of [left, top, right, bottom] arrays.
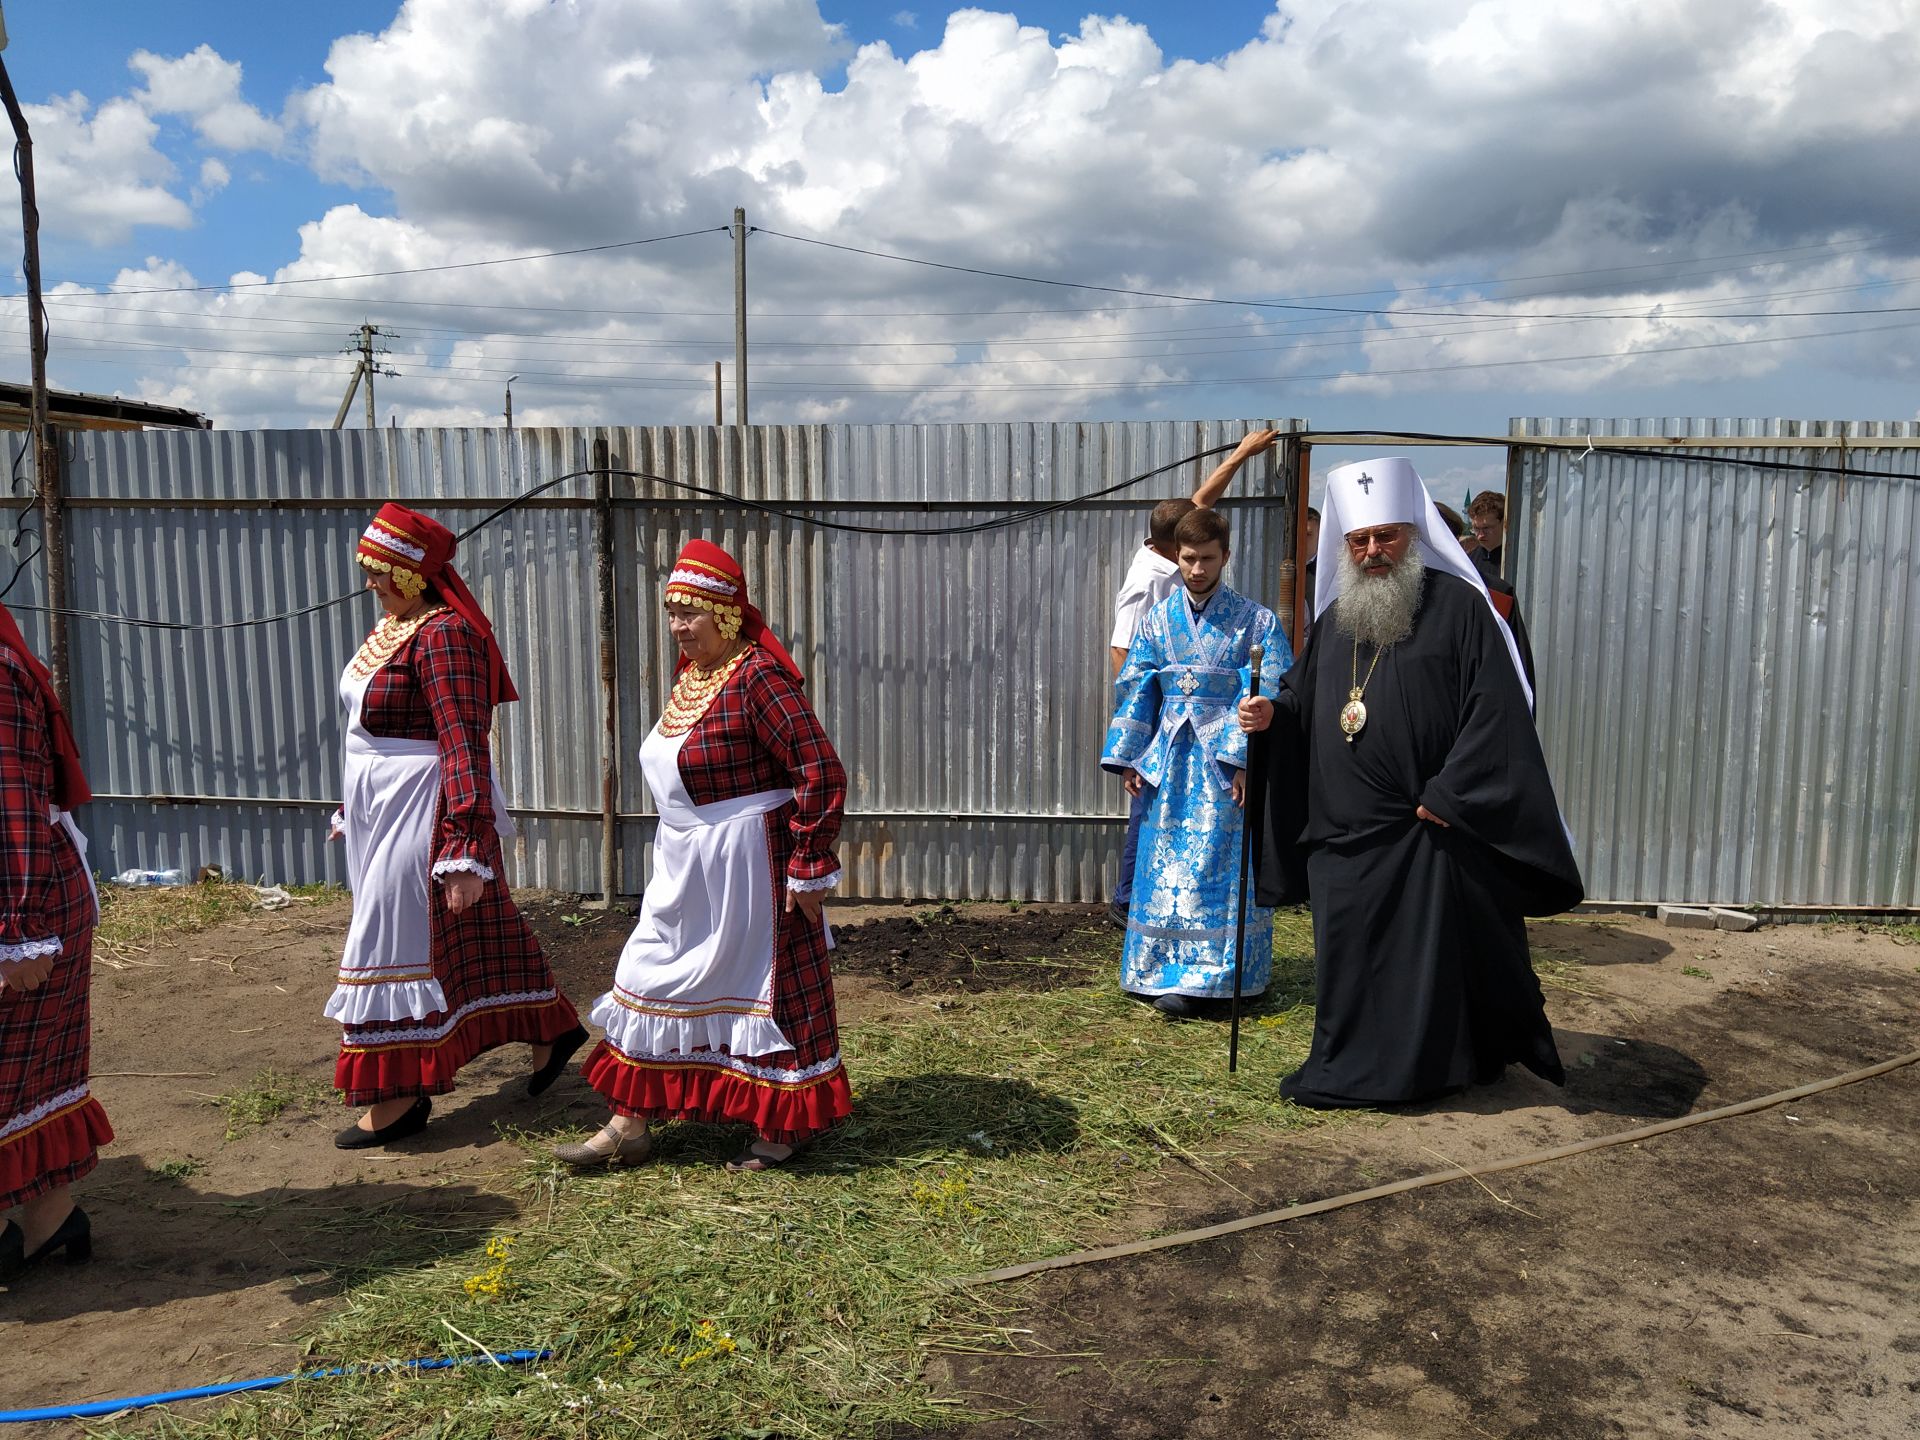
[[0, 1349, 551, 1424]]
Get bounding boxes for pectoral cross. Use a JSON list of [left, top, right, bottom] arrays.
[[1356, 471, 1373, 493]]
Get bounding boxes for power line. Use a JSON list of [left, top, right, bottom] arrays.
[[752, 226, 1920, 324], [4, 226, 731, 299], [19, 227, 1907, 320]]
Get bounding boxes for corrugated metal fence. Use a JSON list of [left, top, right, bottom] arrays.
[[25, 420, 1302, 899], [1509, 418, 1919, 908]]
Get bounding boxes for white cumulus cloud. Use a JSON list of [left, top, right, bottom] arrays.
[[130, 44, 283, 151]]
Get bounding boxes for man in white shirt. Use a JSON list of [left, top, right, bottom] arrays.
[[1107, 428, 1279, 923]]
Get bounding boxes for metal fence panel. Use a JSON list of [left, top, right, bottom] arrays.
[[1509, 418, 1920, 907], [52, 420, 1300, 899]]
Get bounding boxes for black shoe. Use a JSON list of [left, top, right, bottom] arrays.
[[0, 1206, 91, 1281], [334, 1095, 432, 1150], [1152, 993, 1197, 1019], [527, 1024, 590, 1098], [1108, 900, 1130, 929]]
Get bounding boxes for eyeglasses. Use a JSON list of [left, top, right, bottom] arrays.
[[1342, 526, 1411, 552]]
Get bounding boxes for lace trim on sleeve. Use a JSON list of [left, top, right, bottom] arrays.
[[786, 870, 841, 894], [0, 937, 62, 964], [431, 858, 497, 884]]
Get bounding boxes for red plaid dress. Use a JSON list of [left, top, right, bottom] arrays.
[[0, 646, 112, 1205], [333, 612, 579, 1105], [583, 646, 852, 1144]]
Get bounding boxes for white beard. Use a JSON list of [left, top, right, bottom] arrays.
[[1334, 549, 1425, 648]]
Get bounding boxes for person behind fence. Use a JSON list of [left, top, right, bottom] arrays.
[[1102, 507, 1290, 1019], [556, 539, 850, 1173], [326, 504, 586, 1149], [1107, 428, 1280, 927], [1242, 458, 1580, 1108], [1467, 489, 1506, 572], [0, 603, 109, 1280]]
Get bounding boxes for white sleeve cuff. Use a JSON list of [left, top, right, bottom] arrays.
[[787, 870, 841, 894], [0, 937, 62, 964], [432, 858, 497, 883], [328, 808, 346, 839]]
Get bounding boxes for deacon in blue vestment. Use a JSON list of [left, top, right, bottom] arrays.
[[1101, 507, 1291, 1018]]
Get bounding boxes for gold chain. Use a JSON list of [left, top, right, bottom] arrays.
[[348, 606, 448, 679], [1349, 637, 1387, 700], [658, 644, 752, 736]]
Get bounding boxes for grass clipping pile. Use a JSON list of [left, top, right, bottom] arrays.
[[101, 908, 1330, 1440]]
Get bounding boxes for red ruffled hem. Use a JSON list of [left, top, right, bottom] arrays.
[[0, 1096, 114, 1207], [582, 1040, 853, 1146], [336, 994, 581, 1106]]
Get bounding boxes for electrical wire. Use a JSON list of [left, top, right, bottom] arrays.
[[4, 227, 730, 298], [752, 226, 1920, 323], [12, 434, 1914, 632], [0, 1348, 552, 1424]]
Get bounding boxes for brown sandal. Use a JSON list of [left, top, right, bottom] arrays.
[[724, 1140, 799, 1173]]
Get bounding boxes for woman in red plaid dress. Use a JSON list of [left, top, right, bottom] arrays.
[[0, 603, 110, 1278], [328, 504, 584, 1148], [558, 540, 850, 1172]]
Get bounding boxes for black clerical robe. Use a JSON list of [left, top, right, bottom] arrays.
[[1254, 569, 1581, 1108]]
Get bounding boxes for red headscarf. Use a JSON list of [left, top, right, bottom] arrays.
[[357, 503, 519, 705], [0, 603, 91, 808], [662, 539, 803, 682]]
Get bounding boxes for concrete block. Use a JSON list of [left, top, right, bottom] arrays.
[[1657, 904, 1718, 930], [1710, 906, 1761, 933]]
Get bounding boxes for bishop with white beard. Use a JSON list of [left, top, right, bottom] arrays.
[[1244, 458, 1582, 1108]]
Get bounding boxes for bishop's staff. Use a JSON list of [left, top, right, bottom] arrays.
[[1228, 642, 1264, 1073]]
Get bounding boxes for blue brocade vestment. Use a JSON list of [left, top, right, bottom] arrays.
[[1101, 583, 1291, 998]]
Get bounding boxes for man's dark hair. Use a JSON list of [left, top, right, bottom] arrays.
[[1433, 502, 1470, 538], [1173, 506, 1230, 552], [1307, 506, 1321, 521], [1468, 490, 1506, 522], [1149, 498, 1197, 550]]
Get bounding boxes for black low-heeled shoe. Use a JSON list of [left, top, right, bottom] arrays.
[[334, 1095, 432, 1150], [527, 1024, 589, 1098], [0, 1206, 91, 1281]]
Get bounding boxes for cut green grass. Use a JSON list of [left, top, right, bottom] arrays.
[[209, 1069, 337, 1141], [105, 913, 1347, 1440]]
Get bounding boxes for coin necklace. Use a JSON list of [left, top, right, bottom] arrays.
[[348, 605, 447, 679], [659, 643, 751, 736], [1339, 638, 1388, 743]]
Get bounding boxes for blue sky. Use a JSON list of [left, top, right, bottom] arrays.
[[1, 0, 1914, 460]]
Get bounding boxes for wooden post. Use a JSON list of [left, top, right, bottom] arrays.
[[0, 57, 71, 707], [592, 436, 620, 906], [713, 361, 723, 426], [1288, 437, 1314, 654]]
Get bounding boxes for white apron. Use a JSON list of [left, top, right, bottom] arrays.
[[590, 726, 796, 1060], [325, 666, 513, 1027]]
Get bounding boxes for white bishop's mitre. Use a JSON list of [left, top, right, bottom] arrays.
[[1312, 456, 1534, 711]]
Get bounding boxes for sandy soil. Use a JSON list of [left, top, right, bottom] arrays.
[[1, 898, 1915, 1440]]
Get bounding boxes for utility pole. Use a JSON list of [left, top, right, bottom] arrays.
[[732, 206, 748, 426], [0, 24, 73, 706], [334, 324, 397, 429], [713, 361, 722, 426], [505, 375, 517, 432]]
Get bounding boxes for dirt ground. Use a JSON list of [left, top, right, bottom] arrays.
[[2, 897, 1917, 1439]]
